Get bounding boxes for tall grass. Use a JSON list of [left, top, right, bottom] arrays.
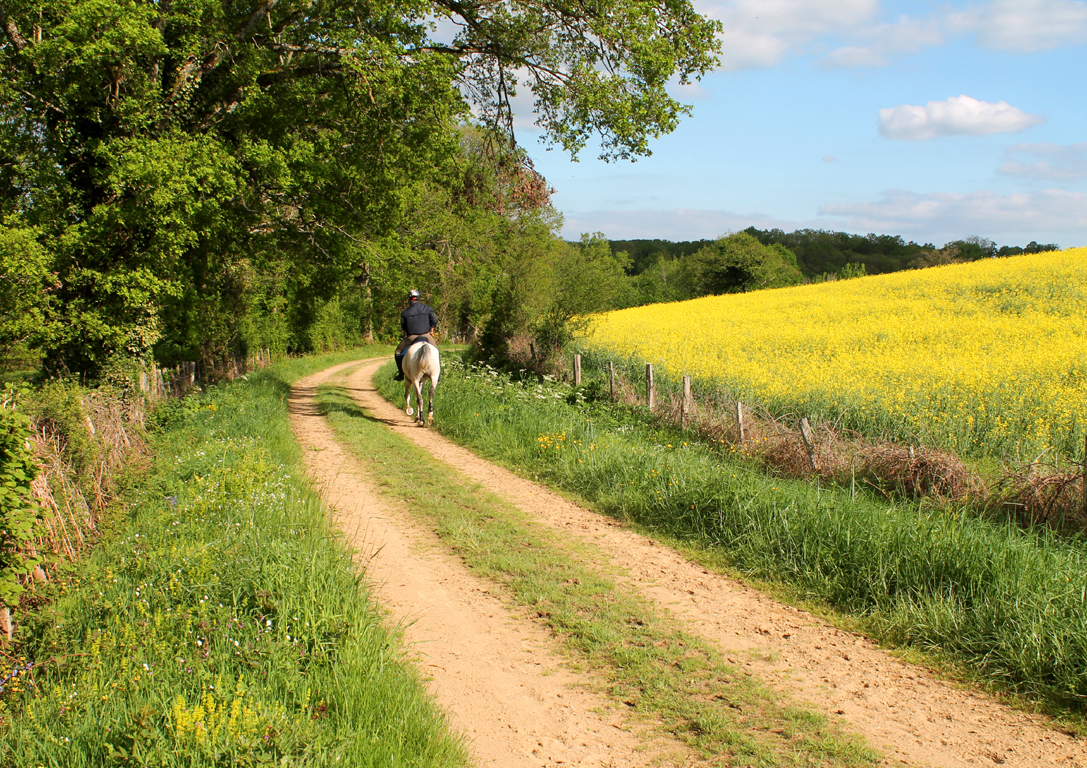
[[387, 358, 1087, 714], [0, 351, 466, 767]]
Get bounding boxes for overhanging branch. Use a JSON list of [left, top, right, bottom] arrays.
[[0, 3, 28, 52]]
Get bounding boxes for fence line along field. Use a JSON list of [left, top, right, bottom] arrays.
[[583, 248, 1087, 464]]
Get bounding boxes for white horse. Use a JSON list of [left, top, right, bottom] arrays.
[[402, 341, 440, 425]]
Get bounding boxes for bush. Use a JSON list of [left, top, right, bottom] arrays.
[[0, 386, 41, 608]]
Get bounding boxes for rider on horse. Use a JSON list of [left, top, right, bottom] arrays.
[[393, 288, 437, 381]]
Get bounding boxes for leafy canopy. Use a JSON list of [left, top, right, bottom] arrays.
[[0, 0, 720, 374]]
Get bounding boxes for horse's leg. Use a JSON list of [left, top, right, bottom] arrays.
[[426, 376, 436, 426], [404, 379, 414, 416], [413, 379, 424, 424]]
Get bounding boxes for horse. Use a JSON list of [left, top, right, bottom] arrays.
[[402, 340, 440, 425]]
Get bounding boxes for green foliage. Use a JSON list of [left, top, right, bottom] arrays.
[[838, 262, 867, 280], [1, 0, 720, 376], [606, 233, 807, 309], [606, 238, 711, 275], [27, 380, 101, 481], [743, 228, 929, 277], [0, 386, 41, 608], [740, 229, 1060, 278], [531, 234, 632, 355], [474, 232, 631, 368], [692, 232, 803, 294], [0, 225, 51, 359], [998, 240, 1060, 257], [1, 360, 467, 766], [621, 254, 698, 307]]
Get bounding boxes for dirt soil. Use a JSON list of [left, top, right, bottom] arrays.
[[289, 358, 1086, 768]]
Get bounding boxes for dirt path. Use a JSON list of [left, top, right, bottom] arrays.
[[293, 359, 1086, 768], [290, 361, 676, 767]]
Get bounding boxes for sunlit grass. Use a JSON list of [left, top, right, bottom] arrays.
[[402, 357, 1087, 719], [0, 349, 467, 767]]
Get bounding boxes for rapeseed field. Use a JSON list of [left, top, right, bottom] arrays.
[[584, 247, 1087, 462]]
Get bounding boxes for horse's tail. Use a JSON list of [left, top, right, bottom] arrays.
[[419, 343, 441, 383]]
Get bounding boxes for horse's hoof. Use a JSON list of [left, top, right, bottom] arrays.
[[426, 415, 434, 426], [406, 407, 415, 416]]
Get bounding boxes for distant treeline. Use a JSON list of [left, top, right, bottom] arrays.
[[610, 229, 1060, 279]]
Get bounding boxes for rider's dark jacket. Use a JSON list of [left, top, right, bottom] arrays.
[[401, 301, 438, 336]]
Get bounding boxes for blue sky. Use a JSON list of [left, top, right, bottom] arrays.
[[514, 1, 1087, 248]]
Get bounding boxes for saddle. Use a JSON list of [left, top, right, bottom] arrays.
[[396, 335, 435, 360]]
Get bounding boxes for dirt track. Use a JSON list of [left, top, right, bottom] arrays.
[[289, 358, 1086, 768]]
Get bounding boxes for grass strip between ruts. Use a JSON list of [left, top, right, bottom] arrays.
[[317, 371, 881, 768]]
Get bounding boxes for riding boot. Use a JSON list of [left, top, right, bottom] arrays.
[[393, 354, 405, 381]]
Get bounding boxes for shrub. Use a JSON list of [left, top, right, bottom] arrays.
[[0, 386, 41, 609]]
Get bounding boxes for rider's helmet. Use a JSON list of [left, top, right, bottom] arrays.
[[408, 289, 421, 300]]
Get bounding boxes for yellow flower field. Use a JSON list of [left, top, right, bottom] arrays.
[[584, 248, 1087, 461]]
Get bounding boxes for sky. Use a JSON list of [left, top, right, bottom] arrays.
[[512, 0, 1087, 248]]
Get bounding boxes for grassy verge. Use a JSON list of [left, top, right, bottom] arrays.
[[376, 357, 1087, 721], [0, 349, 467, 767], [319, 369, 879, 767]]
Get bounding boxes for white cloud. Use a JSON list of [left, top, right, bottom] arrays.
[[819, 188, 1087, 244], [699, 0, 878, 36], [822, 154, 838, 163], [715, 29, 793, 69], [950, 0, 1087, 53], [700, 0, 1087, 72], [698, 0, 878, 70], [817, 15, 945, 68], [998, 142, 1087, 180], [878, 95, 1044, 140], [819, 46, 888, 67], [671, 80, 709, 100]]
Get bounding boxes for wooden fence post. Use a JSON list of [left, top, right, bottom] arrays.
[[645, 363, 655, 411], [799, 417, 818, 472], [681, 376, 692, 428], [735, 401, 745, 445], [608, 361, 616, 401], [573, 354, 582, 386]]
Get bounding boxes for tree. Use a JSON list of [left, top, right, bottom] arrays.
[[0, 0, 721, 375], [624, 254, 696, 306], [997, 241, 1060, 257], [0, 224, 51, 358], [473, 232, 631, 369], [532, 233, 631, 355], [945, 236, 998, 261], [692, 232, 803, 295], [838, 262, 867, 280]]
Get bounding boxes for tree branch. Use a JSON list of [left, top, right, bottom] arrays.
[[235, 0, 278, 43], [0, 3, 28, 52], [261, 41, 352, 57]]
